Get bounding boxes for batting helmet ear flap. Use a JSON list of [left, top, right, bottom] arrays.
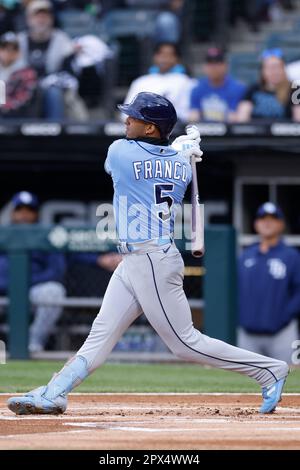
[[118, 92, 177, 139]]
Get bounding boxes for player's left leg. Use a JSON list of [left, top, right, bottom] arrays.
[[124, 243, 289, 413], [29, 282, 66, 353], [7, 261, 143, 415]]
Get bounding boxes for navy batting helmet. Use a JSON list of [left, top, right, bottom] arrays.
[[118, 92, 177, 139]]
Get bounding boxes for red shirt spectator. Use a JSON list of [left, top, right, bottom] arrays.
[[0, 32, 38, 118]]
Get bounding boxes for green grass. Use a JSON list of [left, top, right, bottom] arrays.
[[0, 361, 299, 393]]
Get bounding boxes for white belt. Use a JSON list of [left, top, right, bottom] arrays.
[[117, 238, 173, 254]]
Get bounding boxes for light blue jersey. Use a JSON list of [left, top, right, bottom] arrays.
[[105, 139, 192, 243]]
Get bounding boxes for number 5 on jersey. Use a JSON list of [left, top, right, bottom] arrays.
[[154, 183, 174, 221]]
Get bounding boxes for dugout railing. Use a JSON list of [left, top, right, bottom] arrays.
[[0, 225, 236, 359]]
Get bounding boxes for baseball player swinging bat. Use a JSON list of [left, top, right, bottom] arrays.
[[7, 93, 288, 417]]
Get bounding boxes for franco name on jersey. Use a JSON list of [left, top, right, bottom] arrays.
[[133, 159, 189, 182]]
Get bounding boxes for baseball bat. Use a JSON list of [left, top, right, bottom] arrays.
[[191, 155, 205, 257]]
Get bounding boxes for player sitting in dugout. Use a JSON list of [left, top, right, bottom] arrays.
[[0, 191, 66, 353]]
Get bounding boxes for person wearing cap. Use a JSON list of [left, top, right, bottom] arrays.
[[17, 0, 74, 119], [234, 48, 300, 122], [188, 46, 246, 123], [0, 31, 38, 117], [122, 42, 195, 122], [238, 202, 300, 363], [18, 1, 73, 77], [0, 191, 66, 353]]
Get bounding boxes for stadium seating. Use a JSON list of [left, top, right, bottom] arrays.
[[97, 9, 158, 40], [58, 9, 96, 29], [229, 52, 260, 85], [96, 9, 159, 86], [265, 31, 300, 49], [58, 9, 98, 38]]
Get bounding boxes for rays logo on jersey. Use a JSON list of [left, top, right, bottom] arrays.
[[267, 258, 287, 280], [244, 258, 256, 268]]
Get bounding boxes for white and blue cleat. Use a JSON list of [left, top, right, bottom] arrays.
[[7, 386, 67, 415], [7, 356, 88, 416], [259, 376, 287, 414], [7, 355, 88, 415]]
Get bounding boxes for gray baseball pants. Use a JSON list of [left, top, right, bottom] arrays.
[[77, 242, 288, 387], [29, 281, 66, 350]]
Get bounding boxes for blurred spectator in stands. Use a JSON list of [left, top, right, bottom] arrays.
[[189, 47, 246, 123], [234, 49, 300, 122], [19, 1, 73, 77], [63, 34, 113, 109], [0, 32, 39, 118], [122, 42, 194, 122], [39, 67, 88, 120], [0, 191, 66, 353], [0, 3, 14, 35], [10, 0, 41, 33], [18, 0, 87, 119], [238, 202, 300, 363]]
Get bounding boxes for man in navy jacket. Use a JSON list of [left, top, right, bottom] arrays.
[[238, 202, 300, 363], [0, 191, 66, 353]]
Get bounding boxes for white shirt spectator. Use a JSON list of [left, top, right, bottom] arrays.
[[123, 72, 196, 122]]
